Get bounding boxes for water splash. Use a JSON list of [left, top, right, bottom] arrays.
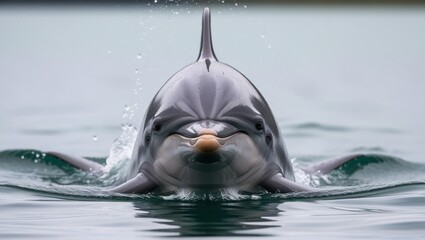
[[122, 103, 139, 121], [292, 158, 320, 187], [134, 78, 143, 95], [161, 188, 263, 201], [101, 124, 138, 185]]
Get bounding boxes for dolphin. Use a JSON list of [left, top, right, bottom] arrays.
[[48, 8, 362, 194]]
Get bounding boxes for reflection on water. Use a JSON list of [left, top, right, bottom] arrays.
[[132, 199, 281, 236]]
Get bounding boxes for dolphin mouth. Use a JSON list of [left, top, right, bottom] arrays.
[[193, 152, 224, 164], [179, 133, 237, 151], [175, 133, 241, 166]]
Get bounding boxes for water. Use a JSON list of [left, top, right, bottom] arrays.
[[1, 4, 425, 239]]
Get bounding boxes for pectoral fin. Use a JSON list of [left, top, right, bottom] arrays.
[[305, 154, 364, 174], [261, 173, 315, 193], [47, 151, 104, 173], [110, 173, 157, 194]]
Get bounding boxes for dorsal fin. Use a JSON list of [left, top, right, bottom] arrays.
[[197, 7, 218, 62]]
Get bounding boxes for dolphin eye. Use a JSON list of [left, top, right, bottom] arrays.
[[145, 135, 151, 144], [255, 122, 264, 131], [153, 123, 162, 132], [266, 135, 272, 145]]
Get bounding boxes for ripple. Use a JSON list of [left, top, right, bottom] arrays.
[[286, 122, 350, 132], [350, 146, 388, 152], [282, 121, 402, 134], [20, 125, 120, 137]]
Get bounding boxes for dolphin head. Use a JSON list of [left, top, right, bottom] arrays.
[[129, 8, 294, 192]]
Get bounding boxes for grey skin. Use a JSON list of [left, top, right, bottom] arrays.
[[48, 8, 363, 194]]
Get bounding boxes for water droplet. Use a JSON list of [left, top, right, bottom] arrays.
[[107, 50, 112, 54], [35, 153, 40, 158], [124, 105, 131, 116], [93, 135, 98, 141], [235, 3, 238, 6], [135, 68, 139, 74], [34, 159, 39, 163], [261, 34, 265, 39], [21, 156, 25, 159], [267, 45, 272, 49], [136, 53, 142, 59], [221, 0, 225, 3], [244, 5, 247, 8], [154, 0, 157, 3]]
